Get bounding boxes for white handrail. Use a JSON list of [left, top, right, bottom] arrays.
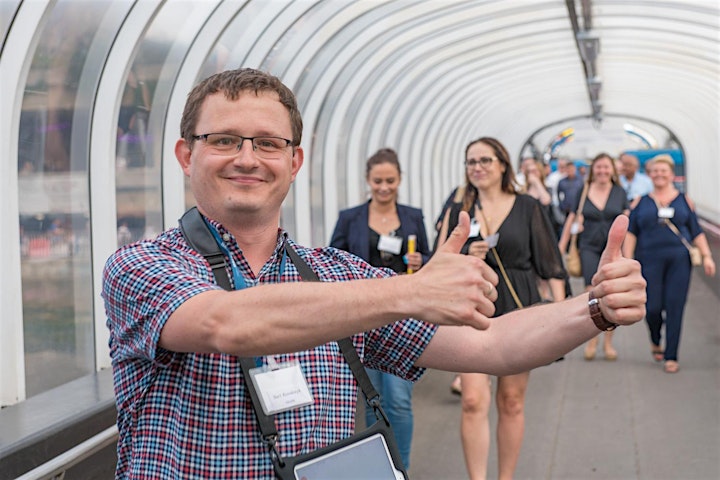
[[15, 425, 118, 480]]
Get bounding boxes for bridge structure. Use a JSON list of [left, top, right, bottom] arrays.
[[0, 1, 718, 478]]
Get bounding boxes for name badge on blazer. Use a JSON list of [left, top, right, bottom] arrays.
[[378, 235, 402, 255]]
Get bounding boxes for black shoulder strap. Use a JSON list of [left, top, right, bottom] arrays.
[[284, 245, 381, 406], [179, 207, 231, 291], [178, 208, 386, 455]]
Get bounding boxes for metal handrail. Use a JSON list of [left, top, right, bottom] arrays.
[[15, 425, 118, 480]]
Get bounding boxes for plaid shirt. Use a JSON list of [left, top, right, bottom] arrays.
[[103, 218, 437, 479]]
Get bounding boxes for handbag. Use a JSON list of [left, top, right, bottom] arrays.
[[565, 182, 588, 277], [566, 235, 582, 277], [662, 215, 702, 266], [179, 207, 408, 480]]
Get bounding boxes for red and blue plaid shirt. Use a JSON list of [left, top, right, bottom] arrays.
[[103, 218, 437, 479]]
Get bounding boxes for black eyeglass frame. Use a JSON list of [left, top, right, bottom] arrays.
[[191, 133, 293, 153]]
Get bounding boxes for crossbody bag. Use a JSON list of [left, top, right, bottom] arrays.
[[652, 198, 702, 266], [179, 207, 408, 480]]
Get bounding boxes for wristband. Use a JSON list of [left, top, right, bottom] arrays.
[[588, 290, 618, 331]]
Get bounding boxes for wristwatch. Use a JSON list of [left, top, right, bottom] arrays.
[[588, 290, 618, 331]]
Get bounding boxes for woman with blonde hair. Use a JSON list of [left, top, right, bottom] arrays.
[[624, 154, 715, 373], [559, 153, 629, 360]]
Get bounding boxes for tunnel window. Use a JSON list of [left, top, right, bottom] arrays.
[[17, 0, 113, 397]]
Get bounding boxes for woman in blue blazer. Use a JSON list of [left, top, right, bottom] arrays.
[[329, 148, 431, 469]]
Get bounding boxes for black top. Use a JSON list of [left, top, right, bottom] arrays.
[[574, 184, 628, 252], [440, 193, 567, 315], [368, 227, 407, 274]]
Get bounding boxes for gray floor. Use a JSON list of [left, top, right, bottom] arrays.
[[398, 272, 720, 480]]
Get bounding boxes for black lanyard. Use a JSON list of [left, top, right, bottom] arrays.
[[179, 207, 388, 468]]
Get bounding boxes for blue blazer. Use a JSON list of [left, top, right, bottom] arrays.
[[329, 201, 431, 266]]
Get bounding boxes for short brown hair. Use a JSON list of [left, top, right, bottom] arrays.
[[180, 68, 303, 146], [366, 148, 401, 178]]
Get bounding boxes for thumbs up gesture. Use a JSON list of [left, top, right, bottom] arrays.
[[412, 211, 499, 330], [590, 215, 647, 325]]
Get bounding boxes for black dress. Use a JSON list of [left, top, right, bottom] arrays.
[[573, 184, 629, 285], [441, 194, 567, 316]]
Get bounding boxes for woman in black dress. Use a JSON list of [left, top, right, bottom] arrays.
[[436, 137, 566, 480], [559, 153, 629, 361]]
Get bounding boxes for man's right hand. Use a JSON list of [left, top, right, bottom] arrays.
[[410, 211, 498, 330]]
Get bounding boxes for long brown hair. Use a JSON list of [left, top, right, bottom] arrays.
[[586, 152, 620, 186], [461, 137, 517, 211]]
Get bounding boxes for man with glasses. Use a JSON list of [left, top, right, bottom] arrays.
[[103, 68, 646, 479]]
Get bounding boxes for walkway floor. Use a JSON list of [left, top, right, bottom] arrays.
[[401, 271, 720, 480]]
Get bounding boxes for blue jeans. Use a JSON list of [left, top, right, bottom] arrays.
[[363, 367, 414, 469]]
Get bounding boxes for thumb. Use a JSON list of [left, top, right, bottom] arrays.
[[598, 214, 629, 267], [437, 211, 470, 254]]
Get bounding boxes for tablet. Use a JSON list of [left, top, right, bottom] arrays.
[[293, 432, 405, 480]]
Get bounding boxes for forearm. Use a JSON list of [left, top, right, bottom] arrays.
[[161, 250, 497, 356], [161, 276, 416, 356], [418, 294, 597, 375], [549, 278, 566, 301], [535, 186, 551, 206], [558, 213, 575, 253], [693, 233, 712, 258], [623, 233, 636, 258]]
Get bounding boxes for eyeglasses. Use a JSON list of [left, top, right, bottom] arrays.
[[192, 133, 292, 159], [465, 157, 496, 169]]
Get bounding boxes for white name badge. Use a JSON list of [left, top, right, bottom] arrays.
[[485, 233, 499, 248], [469, 219, 481, 238], [378, 234, 402, 255], [249, 360, 314, 416], [658, 207, 675, 219], [570, 222, 582, 235]]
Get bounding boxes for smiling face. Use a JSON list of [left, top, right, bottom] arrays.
[[175, 90, 303, 226], [649, 160, 675, 189], [465, 141, 506, 192], [367, 162, 401, 206], [589, 155, 616, 185]]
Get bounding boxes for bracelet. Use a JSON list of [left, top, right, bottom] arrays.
[[588, 290, 618, 331]]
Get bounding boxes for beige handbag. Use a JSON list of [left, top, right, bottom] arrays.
[[566, 183, 589, 277], [664, 218, 702, 266]]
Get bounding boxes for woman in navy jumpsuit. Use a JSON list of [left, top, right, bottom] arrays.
[[625, 154, 715, 373]]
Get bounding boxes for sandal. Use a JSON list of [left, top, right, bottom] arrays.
[[604, 347, 618, 361], [450, 375, 462, 396], [651, 346, 664, 363], [584, 344, 597, 361], [664, 360, 679, 374]]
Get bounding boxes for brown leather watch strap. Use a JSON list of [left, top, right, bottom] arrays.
[[588, 290, 618, 331]]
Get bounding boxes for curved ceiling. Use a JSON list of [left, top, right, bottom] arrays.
[[4, 0, 718, 247], [193, 0, 717, 242]]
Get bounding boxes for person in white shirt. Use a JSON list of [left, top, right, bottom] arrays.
[[619, 152, 653, 209]]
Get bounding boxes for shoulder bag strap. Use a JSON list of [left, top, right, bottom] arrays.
[[575, 181, 589, 218], [179, 208, 280, 451], [652, 199, 695, 252], [476, 204, 524, 309], [179, 208, 389, 458], [179, 207, 232, 290], [284, 245, 382, 410]]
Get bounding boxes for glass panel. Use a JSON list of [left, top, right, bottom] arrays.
[[0, 1, 20, 46], [116, 3, 210, 243], [18, 0, 112, 397]]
